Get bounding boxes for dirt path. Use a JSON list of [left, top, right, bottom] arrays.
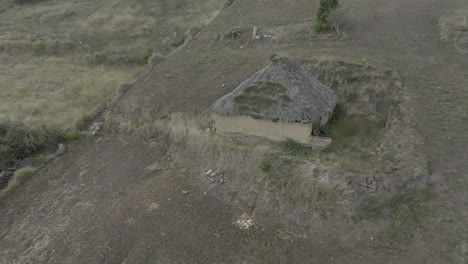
[[1, 0, 467, 263]]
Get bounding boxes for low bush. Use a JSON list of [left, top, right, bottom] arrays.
[[0, 120, 60, 170], [314, 0, 339, 33]]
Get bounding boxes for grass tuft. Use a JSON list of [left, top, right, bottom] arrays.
[[260, 160, 271, 172], [35, 154, 48, 167], [0, 167, 37, 203], [63, 128, 80, 141]]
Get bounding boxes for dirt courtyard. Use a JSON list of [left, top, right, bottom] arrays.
[[1, 0, 468, 263]]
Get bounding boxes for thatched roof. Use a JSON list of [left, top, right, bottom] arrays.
[[211, 57, 337, 126]]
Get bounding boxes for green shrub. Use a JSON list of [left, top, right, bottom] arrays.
[[260, 160, 271, 172], [63, 128, 80, 141], [35, 154, 48, 167], [0, 120, 59, 170], [315, 0, 339, 33]]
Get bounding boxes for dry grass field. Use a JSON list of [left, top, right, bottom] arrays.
[[0, 0, 223, 129], [0, 55, 142, 129]]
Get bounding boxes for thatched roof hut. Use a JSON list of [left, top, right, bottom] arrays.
[[212, 57, 337, 126]]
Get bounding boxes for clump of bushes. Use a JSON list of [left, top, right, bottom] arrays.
[[0, 120, 60, 170], [314, 0, 340, 33]]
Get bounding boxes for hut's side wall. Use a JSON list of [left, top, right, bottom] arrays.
[[213, 114, 331, 148]]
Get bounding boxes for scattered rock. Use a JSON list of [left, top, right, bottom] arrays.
[[89, 121, 103, 135], [146, 161, 160, 172], [55, 144, 66, 157], [252, 26, 258, 40], [124, 218, 136, 226], [182, 190, 189, 195], [0, 168, 15, 190], [148, 202, 160, 211], [234, 213, 255, 230], [358, 177, 378, 193], [222, 28, 243, 41], [205, 169, 226, 184]]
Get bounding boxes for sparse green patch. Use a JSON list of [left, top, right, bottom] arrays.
[[0, 3, 11, 13], [235, 81, 292, 113], [279, 138, 313, 157], [35, 154, 48, 167], [450, 226, 467, 249], [353, 188, 433, 250], [324, 105, 385, 153], [260, 160, 271, 172], [0, 39, 76, 56], [0, 167, 37, 203], [244, 82, 288, 96], [235, 95, 277, 112], [63, 128, 80, 141]]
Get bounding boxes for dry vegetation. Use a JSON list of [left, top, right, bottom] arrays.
[[0, 55, 143, 129], [0, 0, 225, 130], [131, 114, 351, 217], [0, 167, 37, 202]]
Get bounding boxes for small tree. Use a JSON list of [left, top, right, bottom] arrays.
[[314, 0, 339, 33]]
